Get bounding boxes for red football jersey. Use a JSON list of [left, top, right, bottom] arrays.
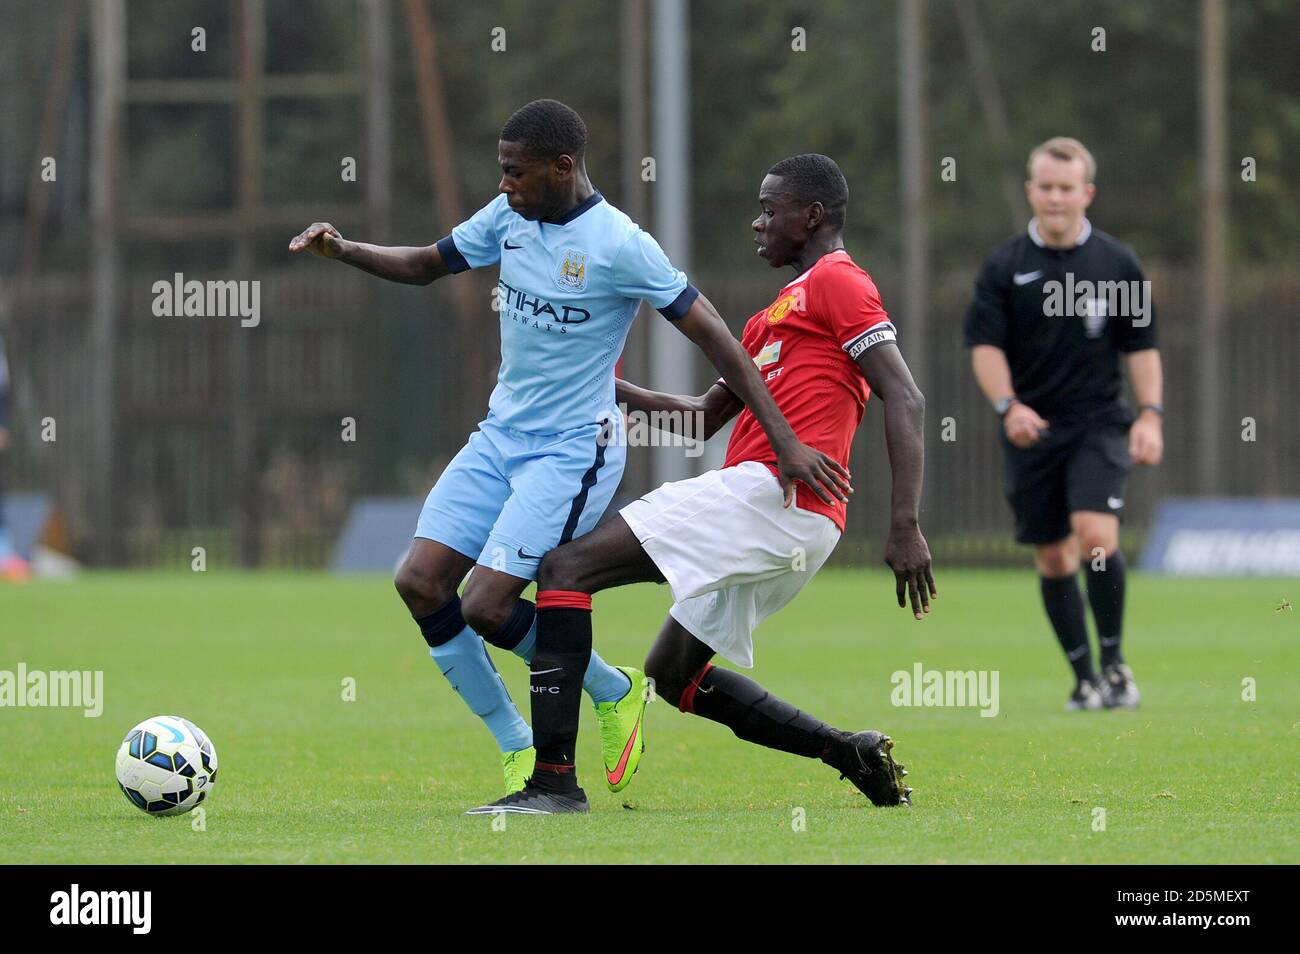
[[722, 249, 896, 531]]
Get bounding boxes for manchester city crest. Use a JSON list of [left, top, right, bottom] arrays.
[[556, 248, 589, 292]]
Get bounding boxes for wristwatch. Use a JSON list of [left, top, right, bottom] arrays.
[[994, 396, 1019, 418], [1139, 403, 1165, 418]]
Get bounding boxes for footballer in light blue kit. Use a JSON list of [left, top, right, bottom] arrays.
[[290, 100, 845, 801], [421, 187, 694, 581]]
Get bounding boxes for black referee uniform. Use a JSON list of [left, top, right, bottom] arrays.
[[964, 218, 1157, 707], [964, 219, 1157, 543]]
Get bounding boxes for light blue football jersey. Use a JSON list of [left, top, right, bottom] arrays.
[[436, 192, 697, 434]]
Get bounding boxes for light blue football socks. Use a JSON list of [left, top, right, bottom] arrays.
[[417, 595, 631, 753], [418, 597, 532, 753]]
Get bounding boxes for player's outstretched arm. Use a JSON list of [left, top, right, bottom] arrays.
[[671, 293, 852, 507], [857, 341, 936, 620], [288, 222, 451, 286], [614, 378, 742, 441]]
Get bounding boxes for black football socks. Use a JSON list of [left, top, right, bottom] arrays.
[[529, 590, 593, 793], [1040, 574, 1098, 683], [1084, 550, 1127, 668], [482, 598, 536, 653], [679, 663, 842, 762]]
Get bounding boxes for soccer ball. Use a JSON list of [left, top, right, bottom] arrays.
[[115, 715, 218, 816]]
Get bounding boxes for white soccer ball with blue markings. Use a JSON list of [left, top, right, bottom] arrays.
[[115, 715, 218, 816]]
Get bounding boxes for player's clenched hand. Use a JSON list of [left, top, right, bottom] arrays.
[[1128, 413, 1163, 466], [1004, 402, 1048, 449], [288, 222, 345, 258], [885, 524, 936, 620], [775, 441, 852, 508]]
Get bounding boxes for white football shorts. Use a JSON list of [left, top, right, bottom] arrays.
[[619, 460, 840, 667]]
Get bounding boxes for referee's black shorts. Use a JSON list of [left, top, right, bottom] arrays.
[[1002, 420, 1130, 545]]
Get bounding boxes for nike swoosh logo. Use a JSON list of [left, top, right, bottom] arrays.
[[1013, 270, 1043, 286], [156, 721, 185, 743], [606, 714, 642, 787], [530, 668, 562, 676], [516, 547, 543, 560], [503, 240, 523, 250]]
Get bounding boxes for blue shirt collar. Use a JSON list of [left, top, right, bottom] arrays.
[[542, 191, 604, 226]]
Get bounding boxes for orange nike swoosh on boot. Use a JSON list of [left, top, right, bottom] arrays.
[[606, 716, 642, 786]]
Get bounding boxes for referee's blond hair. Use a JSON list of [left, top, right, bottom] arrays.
[[1027, 137, 1096, 184]]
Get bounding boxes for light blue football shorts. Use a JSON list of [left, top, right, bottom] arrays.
[[414, 414, 626, 581]]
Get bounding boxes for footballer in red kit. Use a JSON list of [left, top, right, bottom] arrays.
[[723, 248, 896, 532], [469, 153, 933, 817]]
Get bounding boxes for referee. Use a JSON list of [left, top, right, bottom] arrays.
[[964, 137, 1163, 710]]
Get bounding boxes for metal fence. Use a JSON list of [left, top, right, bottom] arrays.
[[5, 259, 1298, 568], [3, 0, 1295, 569]]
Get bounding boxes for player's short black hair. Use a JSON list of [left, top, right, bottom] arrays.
[[766, 153, 849, 229], [500, 99, 588, 160]]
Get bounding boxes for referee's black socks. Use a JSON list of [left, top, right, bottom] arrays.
[[1084, 550, 1127, 667], [1040, 574, 1098, 683]]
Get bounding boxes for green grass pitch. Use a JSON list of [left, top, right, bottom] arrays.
[[1, 569, 1296, 864]]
